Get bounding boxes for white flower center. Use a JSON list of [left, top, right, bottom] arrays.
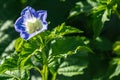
[[25, 17, 43, 34]]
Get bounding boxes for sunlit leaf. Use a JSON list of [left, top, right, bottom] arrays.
[[69, 0, 98, 18], [93, 8, 111, 38], [14, 38, 24, 52], [49, 23, 83, 39], [58, 65, 86, 76], [113, 41, 120, 56], [109, 58, 120, 79], [49, 36, 86, 56], [0, 53, 19, 74], [48, 36, 92, 77]]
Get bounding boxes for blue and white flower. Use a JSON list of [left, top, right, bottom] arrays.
[[14, 6, 47, 40]]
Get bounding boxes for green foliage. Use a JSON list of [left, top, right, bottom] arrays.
[[0, 53, 30, 80], [69, 0, 119, 38], [48, 36, 92, 77], [0, 23, 88, 80], [57, 46, 90, 77], [0, 0, 120, 80], [69, 0, 98, 17]]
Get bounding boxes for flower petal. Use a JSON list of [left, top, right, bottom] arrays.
[[21, 6, 36, 16], [21, 6, 37, 21], [14, 17, 25, 32], [20, 32, 30, 40], [37, 10, 47, 22]]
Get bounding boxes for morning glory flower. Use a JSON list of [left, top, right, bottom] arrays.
[[14, 6, 47, 40]]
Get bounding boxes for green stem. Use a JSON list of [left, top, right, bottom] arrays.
[[41, 47, 48, 80], [38, 35, 49, 80], [42, 64, 48, 80], [34, 66, 42, 75], [20, 49, 38, 68], [52, 73, 57, 80]]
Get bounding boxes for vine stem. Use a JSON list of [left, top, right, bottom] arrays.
[[38, 35, 49, 80], [39, 48, 48, 80]]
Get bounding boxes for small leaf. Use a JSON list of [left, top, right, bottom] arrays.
[[113, 41, 120, 56], [109, 64, 120, 79], [76, 46, 93, 53], [50, 23, 83, 38], [109, 58, 120, 79], [14, 37, 24, 52]]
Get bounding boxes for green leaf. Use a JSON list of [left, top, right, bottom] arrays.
[[0, 53, 19, 74], [69, 0, 98, 18], [50, 23, 83, 39], [76, 46, 93, 53], [109, 58, 120, 79], [48, 36, 85, 72], [93, 8, 111, 38], [0, 69, 30, 80], [14, 37, 24, 53], [15, 38, 42, 71], [14, 36, 42, 61], [0, 74, 13, 80], [91, 37, 112, 51], [49, 36, 86, 56], [113, 41, 120, 56], [58, 65, 86, 76], [14, 37, 39, 69], [20, 49, 38, 70], [69, 0, 112, 38], [109, 64, 120, 79], [1, 36, 41, 79], [57, 48, 89, 77], [0, 53, 30, 80], [48, 36, 92, 77]]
